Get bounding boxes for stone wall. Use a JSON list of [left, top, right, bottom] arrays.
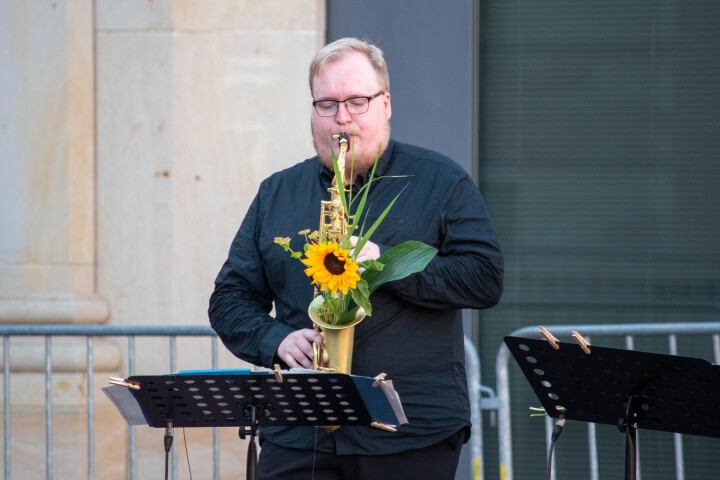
[[0, 0, 325, 477]]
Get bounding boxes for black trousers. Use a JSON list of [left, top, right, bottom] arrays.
[[257, 428, 467, 480]]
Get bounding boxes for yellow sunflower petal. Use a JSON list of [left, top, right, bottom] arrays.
[[300, 241, 360, 294]]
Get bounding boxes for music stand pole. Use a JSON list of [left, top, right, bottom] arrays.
[[619, 395, 645, 480], [239, 405, 262, 480], [163, 422, 173, 480]]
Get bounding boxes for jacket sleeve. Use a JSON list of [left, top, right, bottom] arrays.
[[382, 175, 504, 310], [208, 192, 295, 368]]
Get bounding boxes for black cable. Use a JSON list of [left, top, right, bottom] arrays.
[[312, 426, 319, 480], [546, 415, 566, 480], [182, 428, 193, 480]]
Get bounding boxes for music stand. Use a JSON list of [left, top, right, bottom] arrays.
[[504, 335, 720, 480], [103, 369, 406, 480]]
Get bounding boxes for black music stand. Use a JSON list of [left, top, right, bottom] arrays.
[[103, 369, 405, 480], [504, 335, 720, 480]]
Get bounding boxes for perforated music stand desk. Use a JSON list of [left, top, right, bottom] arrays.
[[504, 335, 720, 480], [103, 370, 405, 480]]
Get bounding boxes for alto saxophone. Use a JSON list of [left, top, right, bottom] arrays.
[[310, 132, 365, 374], [319, 133, 350, 243]]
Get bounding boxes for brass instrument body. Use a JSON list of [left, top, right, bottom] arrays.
[[319, 133, 351, 244], [311, 132, 364, 375], [319, 197, 347, 244]]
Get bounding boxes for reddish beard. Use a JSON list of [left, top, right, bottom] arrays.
[[312, 127, 391, 182]]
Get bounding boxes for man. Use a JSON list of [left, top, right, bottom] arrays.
[[209, 37, 503, 480]]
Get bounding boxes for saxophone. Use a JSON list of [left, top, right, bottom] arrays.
[[319, 133, 350, 243], [310, 132, 365, 374]]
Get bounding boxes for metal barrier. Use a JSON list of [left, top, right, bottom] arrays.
[[0, 325, 485, 480], [496, 322, 720, 480], [464, 336, 485, 480], [0, 325, 220, 480]]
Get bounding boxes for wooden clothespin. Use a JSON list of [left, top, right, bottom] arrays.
[[371, 421, 397, 432], [108, 377, 140, 390], [372, 373, 387, 387], [538, 326, 560, 350], [572, 331, 591, 354], [273, 364, 283, 383]]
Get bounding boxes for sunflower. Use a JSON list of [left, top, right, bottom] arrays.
[[301, 242, 361, 295]]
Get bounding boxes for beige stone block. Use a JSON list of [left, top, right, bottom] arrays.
[[5, 373, 126, 479], [171, 30, 322, 325], [0, 0, 99, 329], [96, 0, 172, 31], [0, 0, 95, 269], [0, 294, 109, 324], [0, 337, 120, 373], [173, 0, 325, 32], [95, 26, 325, 329], [95, 31, 174, 326], [67, 0, 96, 266]]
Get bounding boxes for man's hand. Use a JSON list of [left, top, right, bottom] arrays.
[[277, 329, 323, 369], [350, 236, 381, 264]]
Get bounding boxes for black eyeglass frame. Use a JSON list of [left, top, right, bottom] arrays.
[[312, 91, 385, 117]]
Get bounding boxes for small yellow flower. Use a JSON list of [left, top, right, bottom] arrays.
[[273, 237, 291, 246], [298, 229, 311, 236], [301, 242, 360, 295]]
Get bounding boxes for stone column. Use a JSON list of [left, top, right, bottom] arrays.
[[0, 0, 109, 325], [0, 2, 119, 478]]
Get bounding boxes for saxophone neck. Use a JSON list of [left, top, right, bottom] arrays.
[[333, 133, 350, 186]]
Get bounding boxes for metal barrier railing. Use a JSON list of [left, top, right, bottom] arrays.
[[496, 322, 720, 480], [0, 325, 485, 480], [0, 325, 220, 480], [464, 336, 485, 480]]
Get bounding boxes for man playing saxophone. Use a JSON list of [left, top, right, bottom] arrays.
[[209, 37, 503, 480]]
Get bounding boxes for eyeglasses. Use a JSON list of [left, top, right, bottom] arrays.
[[312, 91, 384, 117]]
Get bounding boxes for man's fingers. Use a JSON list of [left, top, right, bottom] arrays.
[[301, 328, 323, 344], [282, 354, 301, 369], [279, 344, 308, 369], [278, 329, 323, 369]]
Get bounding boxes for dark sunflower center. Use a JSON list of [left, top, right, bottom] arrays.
[[323, 253, 346, 275]]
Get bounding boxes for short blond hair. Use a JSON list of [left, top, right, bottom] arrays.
[[309, 37, 390, 96]]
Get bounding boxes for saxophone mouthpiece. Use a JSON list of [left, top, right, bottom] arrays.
[[333, 132, 350, 152]]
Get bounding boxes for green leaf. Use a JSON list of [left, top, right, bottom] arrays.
[[348, 174, 411, 211], [348, 145, 382, 238], [355, 278, 370, 299], [353, 184, 409, 256], [362, 241, 438, 294], [330, 137, 349, 216], [291, 252, 302, 259], [337, 305, 361, 325], [350, 286, 372, 317], [324, 293, 340, 314], [358, 259, 384, 272]]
